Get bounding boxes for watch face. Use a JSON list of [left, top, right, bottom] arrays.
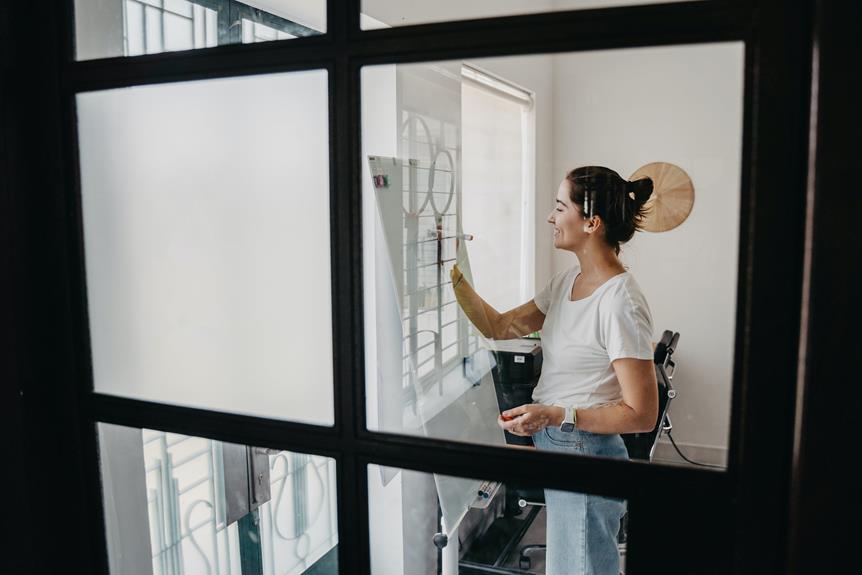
[[560, 422, 575, 432]]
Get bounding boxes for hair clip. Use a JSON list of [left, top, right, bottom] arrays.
[[589, 190, 597, 218]]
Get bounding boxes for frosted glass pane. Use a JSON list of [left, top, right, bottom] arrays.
[[77, 70, 334, 425], [361, 0, 698, 30]]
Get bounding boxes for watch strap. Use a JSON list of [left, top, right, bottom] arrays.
[[558, 405, 576, 432]]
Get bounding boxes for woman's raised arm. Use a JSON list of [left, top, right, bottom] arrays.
[[450, 265, 545, 340]]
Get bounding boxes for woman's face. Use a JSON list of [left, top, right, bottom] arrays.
[[547, 179, 585, 251]]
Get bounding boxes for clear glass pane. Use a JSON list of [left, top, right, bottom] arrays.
[[74, 0, 326, 60], [77, 70, 334, 425], [363, 44, 744, 470], [360, 0, 698, 30], [368, 463, 630, 573], [98, 423, 338, 574]]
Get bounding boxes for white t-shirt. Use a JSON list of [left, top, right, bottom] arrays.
[[532, 265, 655, 409]]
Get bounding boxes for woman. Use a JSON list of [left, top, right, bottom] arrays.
[[450, 165, 658, 575]]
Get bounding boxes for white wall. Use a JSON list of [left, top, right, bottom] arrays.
[[77, 70, 335, 426], [551, 43, 745, 461]]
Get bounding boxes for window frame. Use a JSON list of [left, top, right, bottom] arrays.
[[4, 0, 815, 573]]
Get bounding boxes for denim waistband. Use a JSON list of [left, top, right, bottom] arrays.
[[542, 426, 621, 441], [536, 426, 630, 460]]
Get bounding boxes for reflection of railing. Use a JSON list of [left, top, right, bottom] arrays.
[[122, 0, 319, 57], [142, 430, 336, 575], [399, 111, 480, 399], [262, 453, 335, 575], [144, 431, 229, 575]]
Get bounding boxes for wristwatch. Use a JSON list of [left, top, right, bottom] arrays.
[[559, 406, 577, 432]]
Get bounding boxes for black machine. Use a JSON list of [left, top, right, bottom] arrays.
[[489, 339, 543, 446]]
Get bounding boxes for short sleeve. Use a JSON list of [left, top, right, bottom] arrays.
[[601, 282, 655, 363], [533, 268, 569, 314]]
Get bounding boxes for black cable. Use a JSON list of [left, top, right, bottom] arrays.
[[666, 431, 725, 469]]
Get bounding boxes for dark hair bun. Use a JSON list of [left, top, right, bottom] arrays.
[[565, 166, 654, 255], [627, 177, 654, 205]]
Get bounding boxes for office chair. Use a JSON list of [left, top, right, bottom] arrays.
[[513, 329, 680, 571]]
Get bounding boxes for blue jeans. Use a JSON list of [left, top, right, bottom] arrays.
[[532, 426, 629, 575]]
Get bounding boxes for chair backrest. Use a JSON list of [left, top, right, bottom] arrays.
[[620, 330, 679, 462]]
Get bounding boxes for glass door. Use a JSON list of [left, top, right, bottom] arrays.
[[1, 0, 814, 573]]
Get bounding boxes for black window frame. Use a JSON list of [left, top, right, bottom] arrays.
[[1, 0, 821, 573]]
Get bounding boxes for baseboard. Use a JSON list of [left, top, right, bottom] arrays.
[[650, 438, 728, 468]]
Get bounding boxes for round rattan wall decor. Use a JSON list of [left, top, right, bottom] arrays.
[[629, 162, 694, 233]]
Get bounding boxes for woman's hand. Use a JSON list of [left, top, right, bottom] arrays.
[[498, 404, 564, 437]]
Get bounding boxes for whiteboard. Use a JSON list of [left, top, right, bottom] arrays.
[[369, 155, 506, 533]]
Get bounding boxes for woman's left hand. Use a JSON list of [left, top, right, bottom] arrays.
[[498, 404, 563, 437]]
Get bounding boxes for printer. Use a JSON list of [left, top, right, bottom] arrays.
[[489, 338, 543, 446]]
